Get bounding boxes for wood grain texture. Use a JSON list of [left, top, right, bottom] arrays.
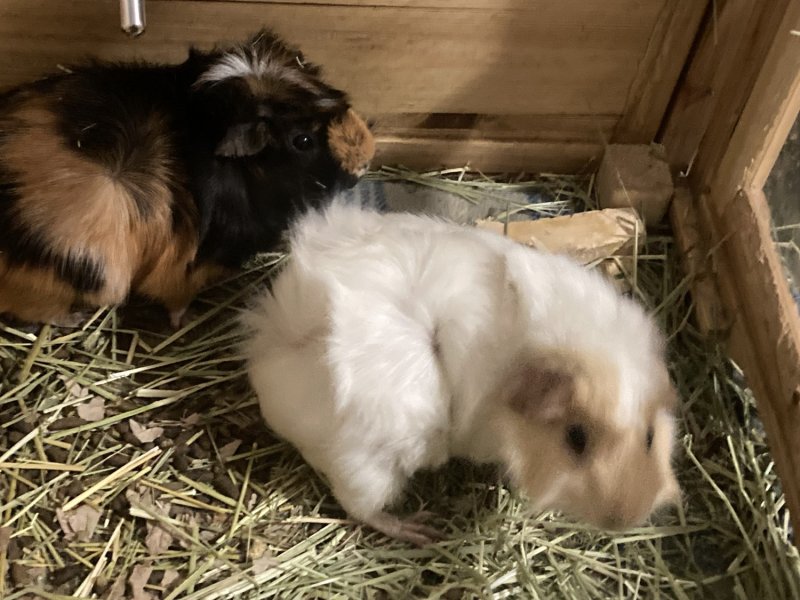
[[668, 185, 725, 334], [704, 2, 800, 203], [659, 0, 758, 173], [699, 188, 800, 539], [668, 0, 800, 539], [0, 0, 671, 171], [661, 0, 795, 180], [613, 0, 708, 143], [375, 136, 601, 174], [691, 0, 796, 191], [0, 0, 660, 115]]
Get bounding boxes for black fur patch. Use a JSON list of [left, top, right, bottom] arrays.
[[49, 64, 194, 220], [0, 163, 105, 293]]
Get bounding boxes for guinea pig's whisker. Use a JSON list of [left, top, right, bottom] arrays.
[[315, 180, 328, 189]]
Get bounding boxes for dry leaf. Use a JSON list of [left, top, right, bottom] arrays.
[[128, 564, 154, 600], [199, 529, 216, 543], [247, 536, 268, 561], [145, 523, 173, 556], [129, 419, 164, 444], [125, 487, 151, 512], [76, 397, 105, 422], [56, 505, 101, 541], [218, 440, 242, 460], [182, 413, 201, 427], [60, 375, 88, 399], [252, 554, 277, 574], [104, 572, 127, 600], [161, 569, 180, 589]]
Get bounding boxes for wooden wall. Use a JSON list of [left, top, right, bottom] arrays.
[[0, 0, 705, 172], [664, 0, 800, 538]]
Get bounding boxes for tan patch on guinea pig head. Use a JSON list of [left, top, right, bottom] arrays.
[[497, 349, 680, 531], [327, 109, 375, 178]]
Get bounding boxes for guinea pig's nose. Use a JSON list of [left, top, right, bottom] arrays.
[[341, 173, 360, 190]]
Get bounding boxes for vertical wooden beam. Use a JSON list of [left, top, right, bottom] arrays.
[[703, 14, 800, 204], [614, 0, 709, 143], [668, 186, 725, 335], [701, 187, 800, 531], [666, 0, 800, 537], [660, 0, 790, 174]]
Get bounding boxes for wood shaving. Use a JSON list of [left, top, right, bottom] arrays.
[[56, 505, 101, 541], [76, 396, 105, 422], [129, 419, 164, 444], [128, 564, 154, 600], [145, 523, 173, 556]]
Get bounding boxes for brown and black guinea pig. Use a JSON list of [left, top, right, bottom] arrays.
[[0, 29, 375, 328]]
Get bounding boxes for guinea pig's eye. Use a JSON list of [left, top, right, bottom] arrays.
[[566, 424, 587, 456], [646, 426, 654, 452], [292, 133, 314, 152]]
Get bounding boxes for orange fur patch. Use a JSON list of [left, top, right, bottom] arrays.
[[327, 109, 375, 176], [0, 256, 77, 324], [0, 98, 218, 323]]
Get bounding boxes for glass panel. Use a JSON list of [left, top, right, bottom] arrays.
[[764, 115, 800, 312]]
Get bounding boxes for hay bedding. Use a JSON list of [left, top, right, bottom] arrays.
[[1, 167, 799, 600]]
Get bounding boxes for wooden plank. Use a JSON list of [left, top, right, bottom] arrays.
[[0, 0, 660, 117], [691, 0, 796, 194], [169, 0, 602, 9], [375, 136, 601, 173], [0, 0, 667, 171], [373, 113, 618, 142], [704, 3, 800, 204], [667, 0, 800, 538], [697, 188, 800, 538], [659, 0, 761, 173], [668, 185, 726, 334], [613, 0, 708, 143]]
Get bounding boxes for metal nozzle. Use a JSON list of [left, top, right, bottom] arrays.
[[120, 0, 146, 37]]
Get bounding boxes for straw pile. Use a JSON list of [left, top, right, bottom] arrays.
[[1, 168, 799, 599]]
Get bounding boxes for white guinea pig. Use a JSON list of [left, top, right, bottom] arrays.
[[242, 202, 681, 544]]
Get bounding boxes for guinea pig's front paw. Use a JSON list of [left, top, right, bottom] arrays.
[[364, 510, 445, 546]]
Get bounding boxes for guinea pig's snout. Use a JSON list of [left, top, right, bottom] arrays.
[[599, 510, 645, 532], [341, 171, 361, 190]]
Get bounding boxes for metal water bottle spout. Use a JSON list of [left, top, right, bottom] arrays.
[[120, 0, 146, 37]]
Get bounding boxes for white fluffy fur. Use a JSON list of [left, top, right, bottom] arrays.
[[196, 47, 321, 95], [243, 202, 673, 541]]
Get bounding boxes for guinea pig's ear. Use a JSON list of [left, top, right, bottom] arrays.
[[508, 362, 574, 423], [215, 121, 271, 157]]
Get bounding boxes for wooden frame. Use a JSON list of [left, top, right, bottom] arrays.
[[663, 0, 800, 535]]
